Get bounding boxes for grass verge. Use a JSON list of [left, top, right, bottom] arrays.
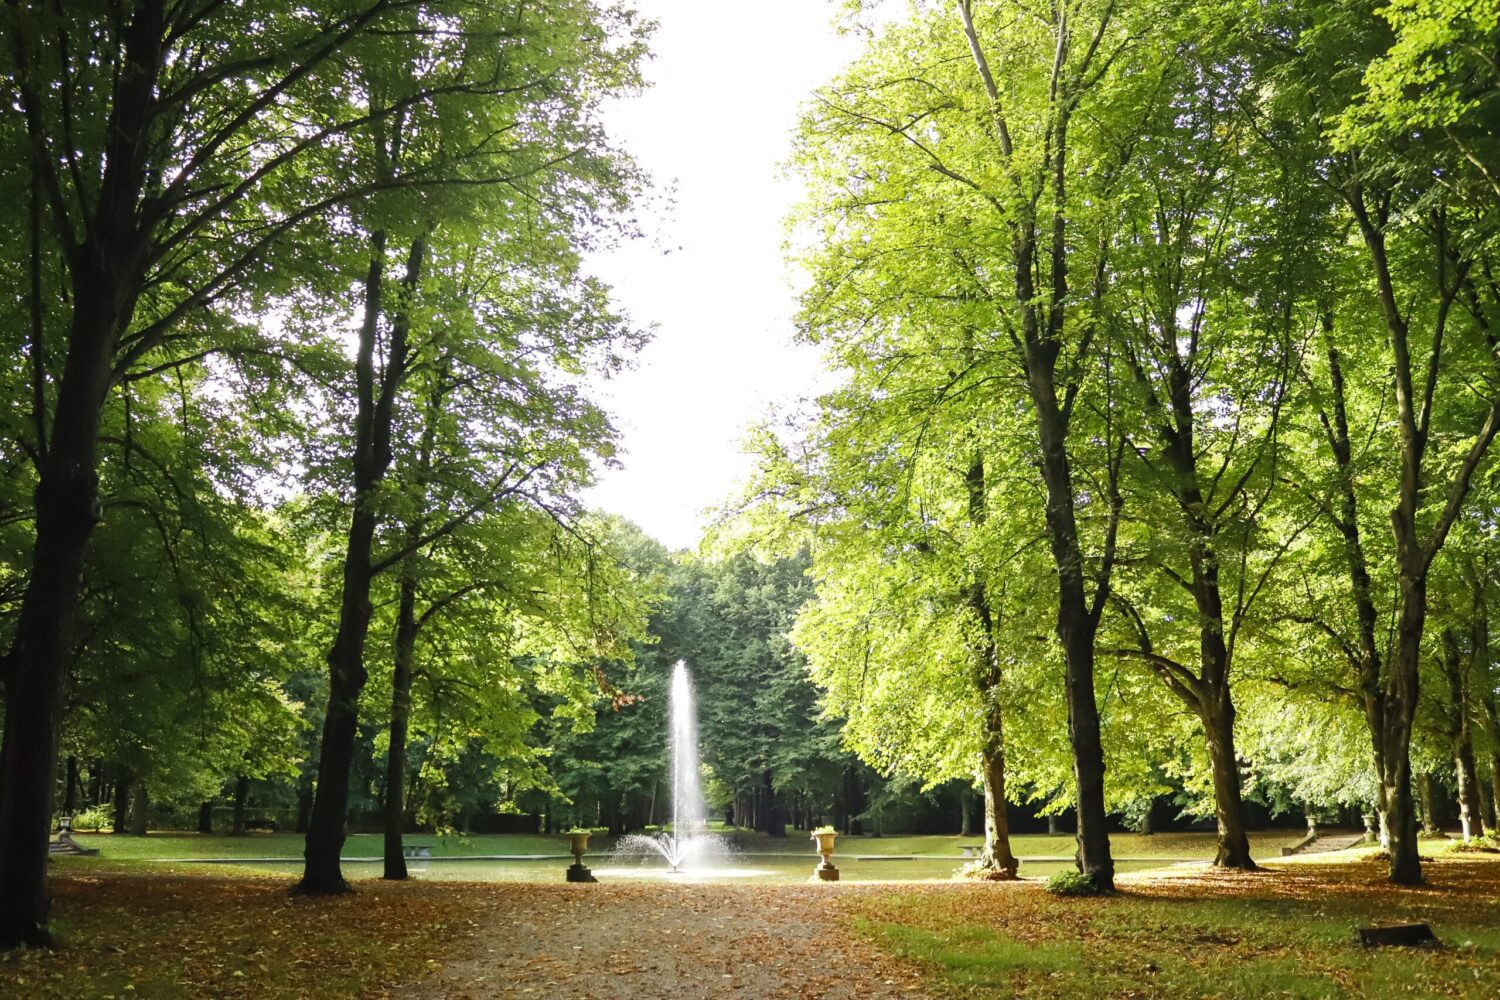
[[843, 851, 1500, 998]]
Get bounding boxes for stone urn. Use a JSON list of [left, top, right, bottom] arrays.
[[811, 828, 839, 882], [566, 830, 597, 883]]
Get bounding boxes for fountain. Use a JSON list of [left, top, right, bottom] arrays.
[[614, 660, 725, 873]]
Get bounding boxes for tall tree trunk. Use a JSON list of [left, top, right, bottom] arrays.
[[1205, 695, 1254, 868], [958, 788, 973, 838], [299, 232, 424, 895], [383, 573, 419, 880], [62, 757, 77, 817], [1118, 302, 1257, 870], [1032, 394, 1114, 889], [1047, 813, 1061, 836], [1316, 325, 1393, 847], [231, 775, 250, 836], [128, 783, 149, 836], [1442, 630, 1485, 840], [197, 801, 214, 834], [1346, 194, 1500, 885], [966, 454, 1018, 877], [0, 1, 167, 944], [1418, 770, 1440, 837], [295, 780, 313, 834], [112, 769, 131, 835], [980, 745, 1019, 876], [1383, 575, 1425, 881]]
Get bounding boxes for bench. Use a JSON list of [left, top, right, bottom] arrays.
[[403, 845, 432, 860], [959, 844, 984, 857], [243, 818, 278, 833]]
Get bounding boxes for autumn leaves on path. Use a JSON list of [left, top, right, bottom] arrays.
[[408, 883, 931, 1000]]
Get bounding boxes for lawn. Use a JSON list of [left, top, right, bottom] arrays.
[[65, 827, 1315, 862], [845, 846, 1500, 999]]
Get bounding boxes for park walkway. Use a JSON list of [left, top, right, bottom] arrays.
[[404, 882, 931, 1000]]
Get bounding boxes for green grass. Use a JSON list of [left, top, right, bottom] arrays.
[[66, 830, 573, 860], [69, 827, 1314, 862], [844, 853, 1500, 999]]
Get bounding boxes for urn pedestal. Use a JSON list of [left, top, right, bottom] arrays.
[[566, 831, 597, 883], [811, 831, 839, 882]]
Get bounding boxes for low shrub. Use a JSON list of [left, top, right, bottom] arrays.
[[69, 806, 111, 832], [1044, 869, 1104, 896]]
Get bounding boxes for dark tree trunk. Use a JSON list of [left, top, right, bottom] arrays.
[[1316, 327, 1394, 847], [128, 783, 149, 836], [295, 780, 313, 834], [231, 775, 250, 837], [299, 232, 424, 896], [965, 454, 1018, 877], [1118, 310, 1257, 871], [959, 788, 973, 838], [1048, 813, 1061, 836], [607, 797, 626, 837], [62, 757, 78, 817], [1384, 574, 1426, 881], [197, 801, 214, 835], [1205, 696, 1254, 868], [1032, 393, 1114, 890], [1137, 801, 1153, 836], [383, 572, 419, 880], [0, 2, 168, 945], [1442, 630, 1486, 840], [384, 354, 445, 880], [112, 770, 131, 835], [1418, 770, 1440, 837]]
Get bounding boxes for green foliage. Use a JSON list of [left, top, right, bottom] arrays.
[[1044, 869, 1107, 897]]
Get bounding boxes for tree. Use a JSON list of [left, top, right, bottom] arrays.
[[291, 1, 648, 894], [0, 0, 563, 945], [1256, 0, 1500, 883]]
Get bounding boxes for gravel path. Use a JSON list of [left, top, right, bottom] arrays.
[[403, 882, 932, 1000]]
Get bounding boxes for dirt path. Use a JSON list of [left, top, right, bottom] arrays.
[[403, 882, 932, 1000]]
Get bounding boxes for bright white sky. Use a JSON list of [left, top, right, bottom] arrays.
[[582, 1, 875, 551]]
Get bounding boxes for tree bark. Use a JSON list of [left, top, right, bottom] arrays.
[[112, 770, 131, 835], [197, 801, 214, 834], [1384, 574, 1425, 881], [128, 783, 149, 836], [1442, 630, 1485, 840], [62, 758, 77, 817], [966, 454, 1018, 876], [1418, 770, 1440, 837], [1316, 325, 1393, 849], [1117, 293, 1258, 871], [231, 775, 250, 836], [0, 1, 167, 946], [299, 231, 424, 895], [1205, 696, 1254, 868], [980, 746, 1019, 876], [383, 573, 419, 880]]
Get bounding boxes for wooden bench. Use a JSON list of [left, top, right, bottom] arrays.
[[402, 845, 432, 860], [959, 844, 984, 857]]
